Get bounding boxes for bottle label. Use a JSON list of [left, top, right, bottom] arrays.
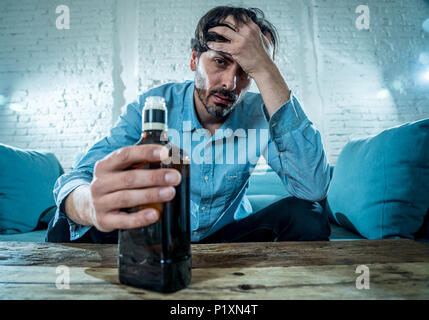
[[143, 122, 167, 131]]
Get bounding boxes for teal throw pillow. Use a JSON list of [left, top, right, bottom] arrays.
[[0, 144, 64, 234], [326, 118, 429, 239]]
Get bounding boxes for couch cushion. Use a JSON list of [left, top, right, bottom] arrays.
[[326, 118, 429, 239], [329, 222, 365, 241], [0, 230, 47, 242], [247, 194, 286, 212], [247, 170, 290, 197], [0, 144, 63, 234], [247, 170, 291, 212]]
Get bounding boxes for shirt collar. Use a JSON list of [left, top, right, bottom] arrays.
[[182, 81, 199, 133]]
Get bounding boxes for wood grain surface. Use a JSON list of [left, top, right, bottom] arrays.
[[1, 240, 428, 299]]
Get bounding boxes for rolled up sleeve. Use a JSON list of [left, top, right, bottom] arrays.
[[265, 93, 331, 202], [47, 171, 92, 241]]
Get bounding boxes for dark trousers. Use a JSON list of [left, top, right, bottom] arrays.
[[199, 197, 331, 243], [47, 197, 330, 244]]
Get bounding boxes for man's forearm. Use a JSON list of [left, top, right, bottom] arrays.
[[253, 63, 291, 117], [64, 185, 95, 226]]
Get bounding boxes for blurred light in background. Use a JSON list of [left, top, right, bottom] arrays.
[[391, 80, 403, 92], [414, 66, 429, 86], [9, 103, 23, 112], [419, 52, 429, 65], [422, 69, 429, 82], [376, 89, 391, 99], [423, 18, 429, 33], [416, 16, 429, 89], [0, 95, 6, 106]]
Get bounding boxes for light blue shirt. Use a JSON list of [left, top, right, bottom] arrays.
[[51, 80, 330, 242]]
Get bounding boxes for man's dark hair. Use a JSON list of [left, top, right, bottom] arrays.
[[191, 6, 279, 59]]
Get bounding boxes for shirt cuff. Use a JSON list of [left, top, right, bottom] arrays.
[[263, 92, 310, 153], [54, 173, 93, 241], [269, 92, 308, 136]]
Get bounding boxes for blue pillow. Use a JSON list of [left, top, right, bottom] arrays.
[[326, 118, 429, 239], [0, 144, 64, 234]]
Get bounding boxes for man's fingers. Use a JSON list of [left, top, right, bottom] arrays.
[[243, 17, 260, 32], [95, 144, 169, 173], [221, 17, 238, 29], [260, 32, 274, 57], [208, 26, 238, 41], [206, 41, 229, 53], [97, 208, 161, 232], [91, 168, 181, 196], [95, 187, 176, 213]]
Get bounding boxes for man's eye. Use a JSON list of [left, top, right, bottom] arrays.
[[214, 58, 225, 66]]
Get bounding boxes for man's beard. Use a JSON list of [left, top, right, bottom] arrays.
[[194, 69, 246, 119], [196, 87, 238, 119]]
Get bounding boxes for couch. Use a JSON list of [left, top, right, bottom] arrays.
[[247, 168, 367, 241], [1, 118, 428, 243], [0, 167, 363, 242]]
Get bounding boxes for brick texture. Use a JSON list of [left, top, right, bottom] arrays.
[[0, 0, 115, 170], [0, 0, 428, 171]]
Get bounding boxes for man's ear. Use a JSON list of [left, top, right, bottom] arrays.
[[190, 50, 198, 72]]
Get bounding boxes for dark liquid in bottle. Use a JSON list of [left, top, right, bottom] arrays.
[[118, 131, 191, 293]]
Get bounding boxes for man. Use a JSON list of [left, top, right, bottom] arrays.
[[47, 6, 331, 243]]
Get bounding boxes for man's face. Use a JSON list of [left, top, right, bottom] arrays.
[[191, 49, 252, 119]]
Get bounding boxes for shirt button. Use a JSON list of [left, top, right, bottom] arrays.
[[201, 207, 206, 211], [204, 176, 209, 181]]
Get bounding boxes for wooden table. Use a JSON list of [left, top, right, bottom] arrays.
[[0, 239, 429, 299]]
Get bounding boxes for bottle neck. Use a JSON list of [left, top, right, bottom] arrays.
[[141, 130, 169, 144]]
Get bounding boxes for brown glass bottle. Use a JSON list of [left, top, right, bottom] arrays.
[[118, 96, 191, 293]]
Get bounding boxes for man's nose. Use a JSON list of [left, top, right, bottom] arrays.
[[222, 68, 237, 91]]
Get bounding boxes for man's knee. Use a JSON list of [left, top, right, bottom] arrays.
[[293, 211, 331, 241], [274, 197, 331, 241]]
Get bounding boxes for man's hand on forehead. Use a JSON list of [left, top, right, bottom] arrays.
[[206, 15, 275, 78]]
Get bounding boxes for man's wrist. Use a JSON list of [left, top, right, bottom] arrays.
[[64, 184, 94, 227], [252, 63, 291, 116], [250, 59, 278, 83]]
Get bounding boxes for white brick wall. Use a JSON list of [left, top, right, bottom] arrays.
[[1, 0, 428, 171], [0, 0, 115, 170], [311, 0, 429, 160]]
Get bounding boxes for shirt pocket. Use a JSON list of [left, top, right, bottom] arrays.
[[220, 171, 249, 203]]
